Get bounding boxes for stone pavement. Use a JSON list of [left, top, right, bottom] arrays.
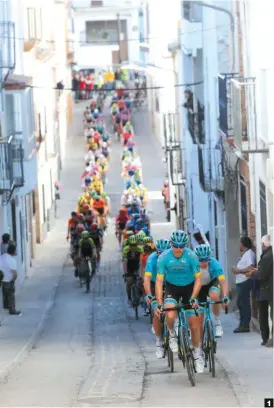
[[0, 100, 272, 407]]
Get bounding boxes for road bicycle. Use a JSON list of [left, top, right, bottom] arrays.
[[199, 300, 228, 377], [130, 272, 142, 320], [163, 302, 198, 386]]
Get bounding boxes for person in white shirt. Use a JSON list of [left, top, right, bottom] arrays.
[[0, 242, 21, 315], [232, 236, 256, 333]]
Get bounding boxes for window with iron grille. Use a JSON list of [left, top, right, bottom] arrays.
[[240, 176, 247, 235], [259, 180, 267, 237]]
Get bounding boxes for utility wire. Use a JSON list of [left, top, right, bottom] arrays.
[[16, 80, 204, 93], [0, 19, 240, 45]]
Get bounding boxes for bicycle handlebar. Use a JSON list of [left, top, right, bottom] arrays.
[[199, 300, 228, 314], [162, 304, 199, 317]]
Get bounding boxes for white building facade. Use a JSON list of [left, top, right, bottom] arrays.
[[71, 0, 147, 70]]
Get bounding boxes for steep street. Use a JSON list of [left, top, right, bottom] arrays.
[[0, 101, 272, 407]]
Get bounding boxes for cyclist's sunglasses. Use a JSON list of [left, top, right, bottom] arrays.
[[171, 242, 185, 249]]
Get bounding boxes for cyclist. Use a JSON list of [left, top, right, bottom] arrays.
[[115, 208, 129, 246], [122, 235, 143, 304], [128, 201, 140, 217], [140, 236, 155, 277], [67, 211, 78, 241], [194, 244, 230, 338], [155, 230, 204, 373], [122, 230, 134, 249], [144, 238, 171, 358], [78, 230, 97, 292], [89, 222, 104, 264], [123, 120, 134, 135], [92, 194, 107, 217]]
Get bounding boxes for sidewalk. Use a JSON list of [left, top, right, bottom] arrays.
[[217, 312, 273, 407], [0, 104, 82, 382]]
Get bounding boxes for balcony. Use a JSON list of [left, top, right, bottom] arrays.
[[181, 1, 202, 56], [24, 8, 42, 52], [198, 146, 224, 194], [218, 74, 269, 153], [187, 103, 205, 144], [0, 135, 24, 202], [0, 22, 15, 70]]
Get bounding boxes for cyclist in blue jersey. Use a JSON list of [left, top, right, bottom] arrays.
[[144, 238, 171, 358], [155, 230, 204, 373], [195, 244, 230, 338]]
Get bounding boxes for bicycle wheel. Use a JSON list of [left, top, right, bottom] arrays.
[[165, 331, 174, 372], [181, 328, 195, 386], [206, 320, 216, 377], [149, 306, 153, 324]]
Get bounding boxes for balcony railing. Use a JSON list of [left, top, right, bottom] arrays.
[[187, 107, 205, 144], [0, 135, 24, 201], [198, 146, 224, 193], [218, 74, 268, 153], [0, 22, 15, 70], [24, 8, 42, 52]]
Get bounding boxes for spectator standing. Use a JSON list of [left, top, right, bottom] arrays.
[[161, 180, 170, 222], [232, 236, 256, 333], [79, 74, 86, 100], [1, 233, 10, 255], [0, 242, 21, 315], [247, 235, 273, 347], [86, 74, 93, 99], [72, 73, 80, 102]]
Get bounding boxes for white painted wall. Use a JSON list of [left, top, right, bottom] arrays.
[[240, 0, 274, 253]]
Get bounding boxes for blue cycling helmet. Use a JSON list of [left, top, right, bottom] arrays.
[[155, 238, 171, 253], [170, 230, 188, 247], [195, 244, 212, 261]]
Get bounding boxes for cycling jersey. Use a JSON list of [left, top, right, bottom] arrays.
[[92, 198, 106, 210], [79, 238, 95, 258], [68, 218, 77, 229], [144, 251, 158, 283], [200, 257, 225, 286], [157, 248, 201, 286], [89, 231, 102, 249], [123, 245, 143, 274]]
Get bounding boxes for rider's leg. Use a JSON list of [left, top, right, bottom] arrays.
[[125, 276, 133, 301], [209, 286, 223, 337]]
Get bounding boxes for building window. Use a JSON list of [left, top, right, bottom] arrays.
[[259, 180, 267, 237], [19, 211, 24, 264], [240, 176, 247, 235], [42, 184, 46, 223], [32, 190, 36, 215]]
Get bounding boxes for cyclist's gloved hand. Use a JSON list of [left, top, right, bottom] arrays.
[[155, 304, 163, 317], [222, 296, 230, 305], [144, 294, 153, 304], [189, 298, 199, 309]]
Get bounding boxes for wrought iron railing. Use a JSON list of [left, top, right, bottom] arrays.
[[0, 135, 24, 200], [197, 146, 224, 193]]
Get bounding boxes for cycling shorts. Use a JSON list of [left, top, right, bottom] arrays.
[[198, 278, 220, 303], [126, 259, 139, 276], [164, 281, 194, 307]]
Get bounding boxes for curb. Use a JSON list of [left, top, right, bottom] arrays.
[[0, 254, 68, 382]]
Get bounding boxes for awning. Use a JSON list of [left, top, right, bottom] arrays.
[[3, 73, 33, 89]]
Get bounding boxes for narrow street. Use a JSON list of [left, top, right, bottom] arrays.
[[0, 102, 271, 407]]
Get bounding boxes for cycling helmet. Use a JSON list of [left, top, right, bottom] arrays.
[[83, 203, 90, 211], [91, 223, 98, 230], [138, 230, 146, 238], [77, 214, 85, 221], [195, 244, 212, 261], [129, 235, 138, 245], [143, 236, 152, 244], [126, 230, 134, 237], [155, 238, 171, 253], [71, 211, 77, 218], [170, 230, 188, 247], [81, 230, 89, 238], [77, 223, 85, 232]]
